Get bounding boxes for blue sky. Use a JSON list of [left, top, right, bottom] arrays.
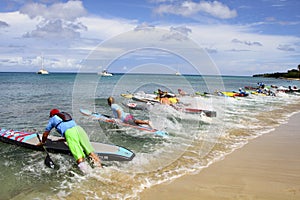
[[0, 0, 299, 75]]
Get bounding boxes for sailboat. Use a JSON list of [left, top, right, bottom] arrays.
[[98, 69, 113, 76], [37, 56, 49, 75], [37, 69, 49, 75], [175, 64, 181, 76]]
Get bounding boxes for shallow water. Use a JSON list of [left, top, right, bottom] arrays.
[[0, 72, 299, 200]]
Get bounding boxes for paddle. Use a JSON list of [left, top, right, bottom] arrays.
[[103, 114, 112, 118], [36, 133, 56, 169]]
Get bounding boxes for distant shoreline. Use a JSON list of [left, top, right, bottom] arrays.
[[254, 76, 300, 81], [253, 68, 300, 80], [255, 76, 300, 81]]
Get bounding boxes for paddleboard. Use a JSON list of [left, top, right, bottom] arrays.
[[221, 91, 249, 97], [80, 109, 168, 137], [121, 93, 133, 99], [194, 91, 210, 97], [122, 101, 216, 118], [170, 104, 217, 117], [122, 102, 152, 110], [121, 92, 160, 103], [0, 128, 135, 161]]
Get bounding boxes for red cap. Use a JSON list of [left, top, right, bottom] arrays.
[[49, 109, 60, 117]]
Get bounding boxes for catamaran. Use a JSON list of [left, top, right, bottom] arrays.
[[37, 56, 49, 75]]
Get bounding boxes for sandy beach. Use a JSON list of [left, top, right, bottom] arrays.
[[141, 112, 300, 200]]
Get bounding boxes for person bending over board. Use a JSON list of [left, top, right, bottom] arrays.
[[37, 109, 102, 173], [107, 96, 152, 128]]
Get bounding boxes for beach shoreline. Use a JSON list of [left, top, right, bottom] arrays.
[[140, 112, 300, 200]]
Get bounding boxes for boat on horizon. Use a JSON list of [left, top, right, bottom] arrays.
[[37, 69, 49, 75], [37, 56, 49, 75], [175, 71, 181, 76], [98, 70, 113, 76], [175, 65, 181, 76]]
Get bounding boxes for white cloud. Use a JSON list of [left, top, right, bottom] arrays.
[[0, 1, 299, 75], [79, 16, 136, 40], [22, 19, 86, 39], [0, 9, 138, 72], [277, 44, 295, 51], [0, 11, 37, 39], [154, 0, 237, 19], [134, 22, 155, 31], [19, 1, 87, 39], [161, 26, 191, 41], [187, 24, 300, 74], [2, 11, 298, 74], [231, 38, 262, 46], [20, 1, 87, 21], [170, 26, 192, 36], [0, 21, 9, 28]]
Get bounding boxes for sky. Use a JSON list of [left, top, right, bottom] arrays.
[[0, 0, 299, 75]]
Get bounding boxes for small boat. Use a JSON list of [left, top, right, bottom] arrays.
[[37, 56, 49, 74], [175, 65, 181, 76], [175, 71, 181, 76], [37, 69, 49, 75], [98, 70, 113, 76]]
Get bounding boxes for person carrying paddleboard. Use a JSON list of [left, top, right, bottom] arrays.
[[37, 109, 102, 173], [107, 96, 152, 128]]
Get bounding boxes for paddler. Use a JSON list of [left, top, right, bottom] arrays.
[[177, 88, 187, 96], [157, 89, 174, 98], [107, 96, 152, 128], [156, 89, 179, 105], [160, 96, 179, 105], [37, 109, 102, 173]]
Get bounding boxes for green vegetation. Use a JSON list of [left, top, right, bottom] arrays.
[[253, 65, 300, 79]]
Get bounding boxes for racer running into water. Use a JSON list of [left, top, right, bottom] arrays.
[[107, 96, 152, 128], [156, 89, 179, 105], [37, 109, 102, 173]]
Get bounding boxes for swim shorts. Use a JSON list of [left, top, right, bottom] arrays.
[[123, 114, 136, 125]]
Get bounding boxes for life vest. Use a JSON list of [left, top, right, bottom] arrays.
[[169, 97, 178, 104], [54, 112, 72, 129]]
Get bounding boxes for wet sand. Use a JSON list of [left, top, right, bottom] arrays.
[[141, 112, 300, 200]]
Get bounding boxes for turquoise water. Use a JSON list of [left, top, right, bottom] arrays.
[[0, 72, 300, 199]]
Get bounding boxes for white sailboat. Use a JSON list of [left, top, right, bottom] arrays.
[[98, 69, 113, 76], [37, 56, 49, 75], [175, 65, 181, 76], [37, 69, 49, 75]]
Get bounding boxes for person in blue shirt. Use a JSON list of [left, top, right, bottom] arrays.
[[107, 96, 152, 127], [238, 88, 248, 96], [38, 109, 101, 173]]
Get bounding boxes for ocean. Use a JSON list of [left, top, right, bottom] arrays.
[[0, 72, 300, 200]]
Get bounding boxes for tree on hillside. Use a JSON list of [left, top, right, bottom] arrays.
[[298, 64, 300, 71]]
